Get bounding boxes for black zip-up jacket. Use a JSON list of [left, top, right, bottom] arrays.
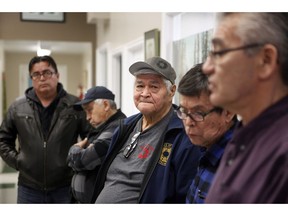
[[0, 83, 92, 191], [68, 109, 126, 203]]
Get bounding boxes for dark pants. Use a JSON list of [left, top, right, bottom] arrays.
[[17, 185, 72, 204]]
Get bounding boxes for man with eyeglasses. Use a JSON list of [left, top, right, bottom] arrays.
[[92, 56, 202, 203], [0, 55, 92, 203], [177, 63, 238, 203], [203, 13, 288, 203]]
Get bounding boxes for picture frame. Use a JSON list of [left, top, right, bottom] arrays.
[[20, 12, 65, 23], [144, 29, 160, 60]]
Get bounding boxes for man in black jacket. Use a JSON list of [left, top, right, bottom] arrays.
[[67, 86, 126, 203], [0, 55, 92, 203]]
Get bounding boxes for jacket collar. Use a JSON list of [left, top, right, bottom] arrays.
[[124, 105, 183, 132], [25, 83, 66, 105]]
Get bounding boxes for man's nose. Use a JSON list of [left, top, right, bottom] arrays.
[[86, 114, 91, 121], [184, 115, 196, 126], [202, 57, 214, 75], [141, 86, 151, 96]]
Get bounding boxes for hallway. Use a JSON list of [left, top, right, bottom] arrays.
[[0, 172, 17, 203]]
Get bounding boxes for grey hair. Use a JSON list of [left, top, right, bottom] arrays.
[[162, 77, 174, 94], [134, 73, 174, 94], [94, 99, 117, 110], [217, 13, 288, 85]]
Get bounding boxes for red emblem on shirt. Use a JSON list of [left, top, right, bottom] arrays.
[[138, 144, 154, 159]]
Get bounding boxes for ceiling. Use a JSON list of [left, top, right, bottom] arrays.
[[2, 39, 92, 55]]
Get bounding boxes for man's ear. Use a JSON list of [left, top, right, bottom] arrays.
[[257, 44, 278, 80], [223, 110, 236, 123], [170, 84, 176, 97], [103, 100, 110, 111]]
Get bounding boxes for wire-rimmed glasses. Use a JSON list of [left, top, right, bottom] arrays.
[[208, 43, 264, 63]]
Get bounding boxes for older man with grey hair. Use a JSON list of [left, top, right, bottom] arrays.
[[67, 86, 126, 203], [92, 56, 202, 203], [203, 13, 288, 203]]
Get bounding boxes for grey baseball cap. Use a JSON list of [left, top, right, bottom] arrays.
[[129, 56, 176, 84]]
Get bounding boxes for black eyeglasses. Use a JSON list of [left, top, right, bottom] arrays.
[[30, 70, 56, 81], [123, 132, 141, 158], [209, 43, 264, 62], [177, 107, 218, 122]]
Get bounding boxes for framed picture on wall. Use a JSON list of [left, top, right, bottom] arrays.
[[20, 12, 65, 22], [144, 29, 160, 60]]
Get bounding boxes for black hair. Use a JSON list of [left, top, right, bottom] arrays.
[[28, 55, 58, 74], [178, 63, 209, 98], [178, 63, 223, 114]]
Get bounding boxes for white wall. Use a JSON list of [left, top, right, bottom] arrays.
[[93, 12, 162, 116], [96, 13, 162, 50]]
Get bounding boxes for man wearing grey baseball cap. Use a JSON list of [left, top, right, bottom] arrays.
[[67, 86, 126, 203], [129, 56, 176, 84], [93, 57, 201, 203]]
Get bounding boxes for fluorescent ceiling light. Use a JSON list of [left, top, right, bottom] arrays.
[[37, 48, 51, 56]]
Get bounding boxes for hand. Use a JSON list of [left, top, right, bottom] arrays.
[[74, 137, 89, 148], [87, 143, 94, 148]]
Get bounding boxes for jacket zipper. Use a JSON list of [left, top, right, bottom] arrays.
[[43, 141, 47, 190]]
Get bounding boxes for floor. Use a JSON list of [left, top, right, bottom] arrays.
[[0, 160, 18, 204]]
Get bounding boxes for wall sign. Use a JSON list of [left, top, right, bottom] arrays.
[[144, 29, 160, 60]]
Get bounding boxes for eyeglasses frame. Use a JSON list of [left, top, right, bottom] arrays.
[[30, 70, 56, 81], [177, 106, 219, 122], [209, 43, 264, 62]]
